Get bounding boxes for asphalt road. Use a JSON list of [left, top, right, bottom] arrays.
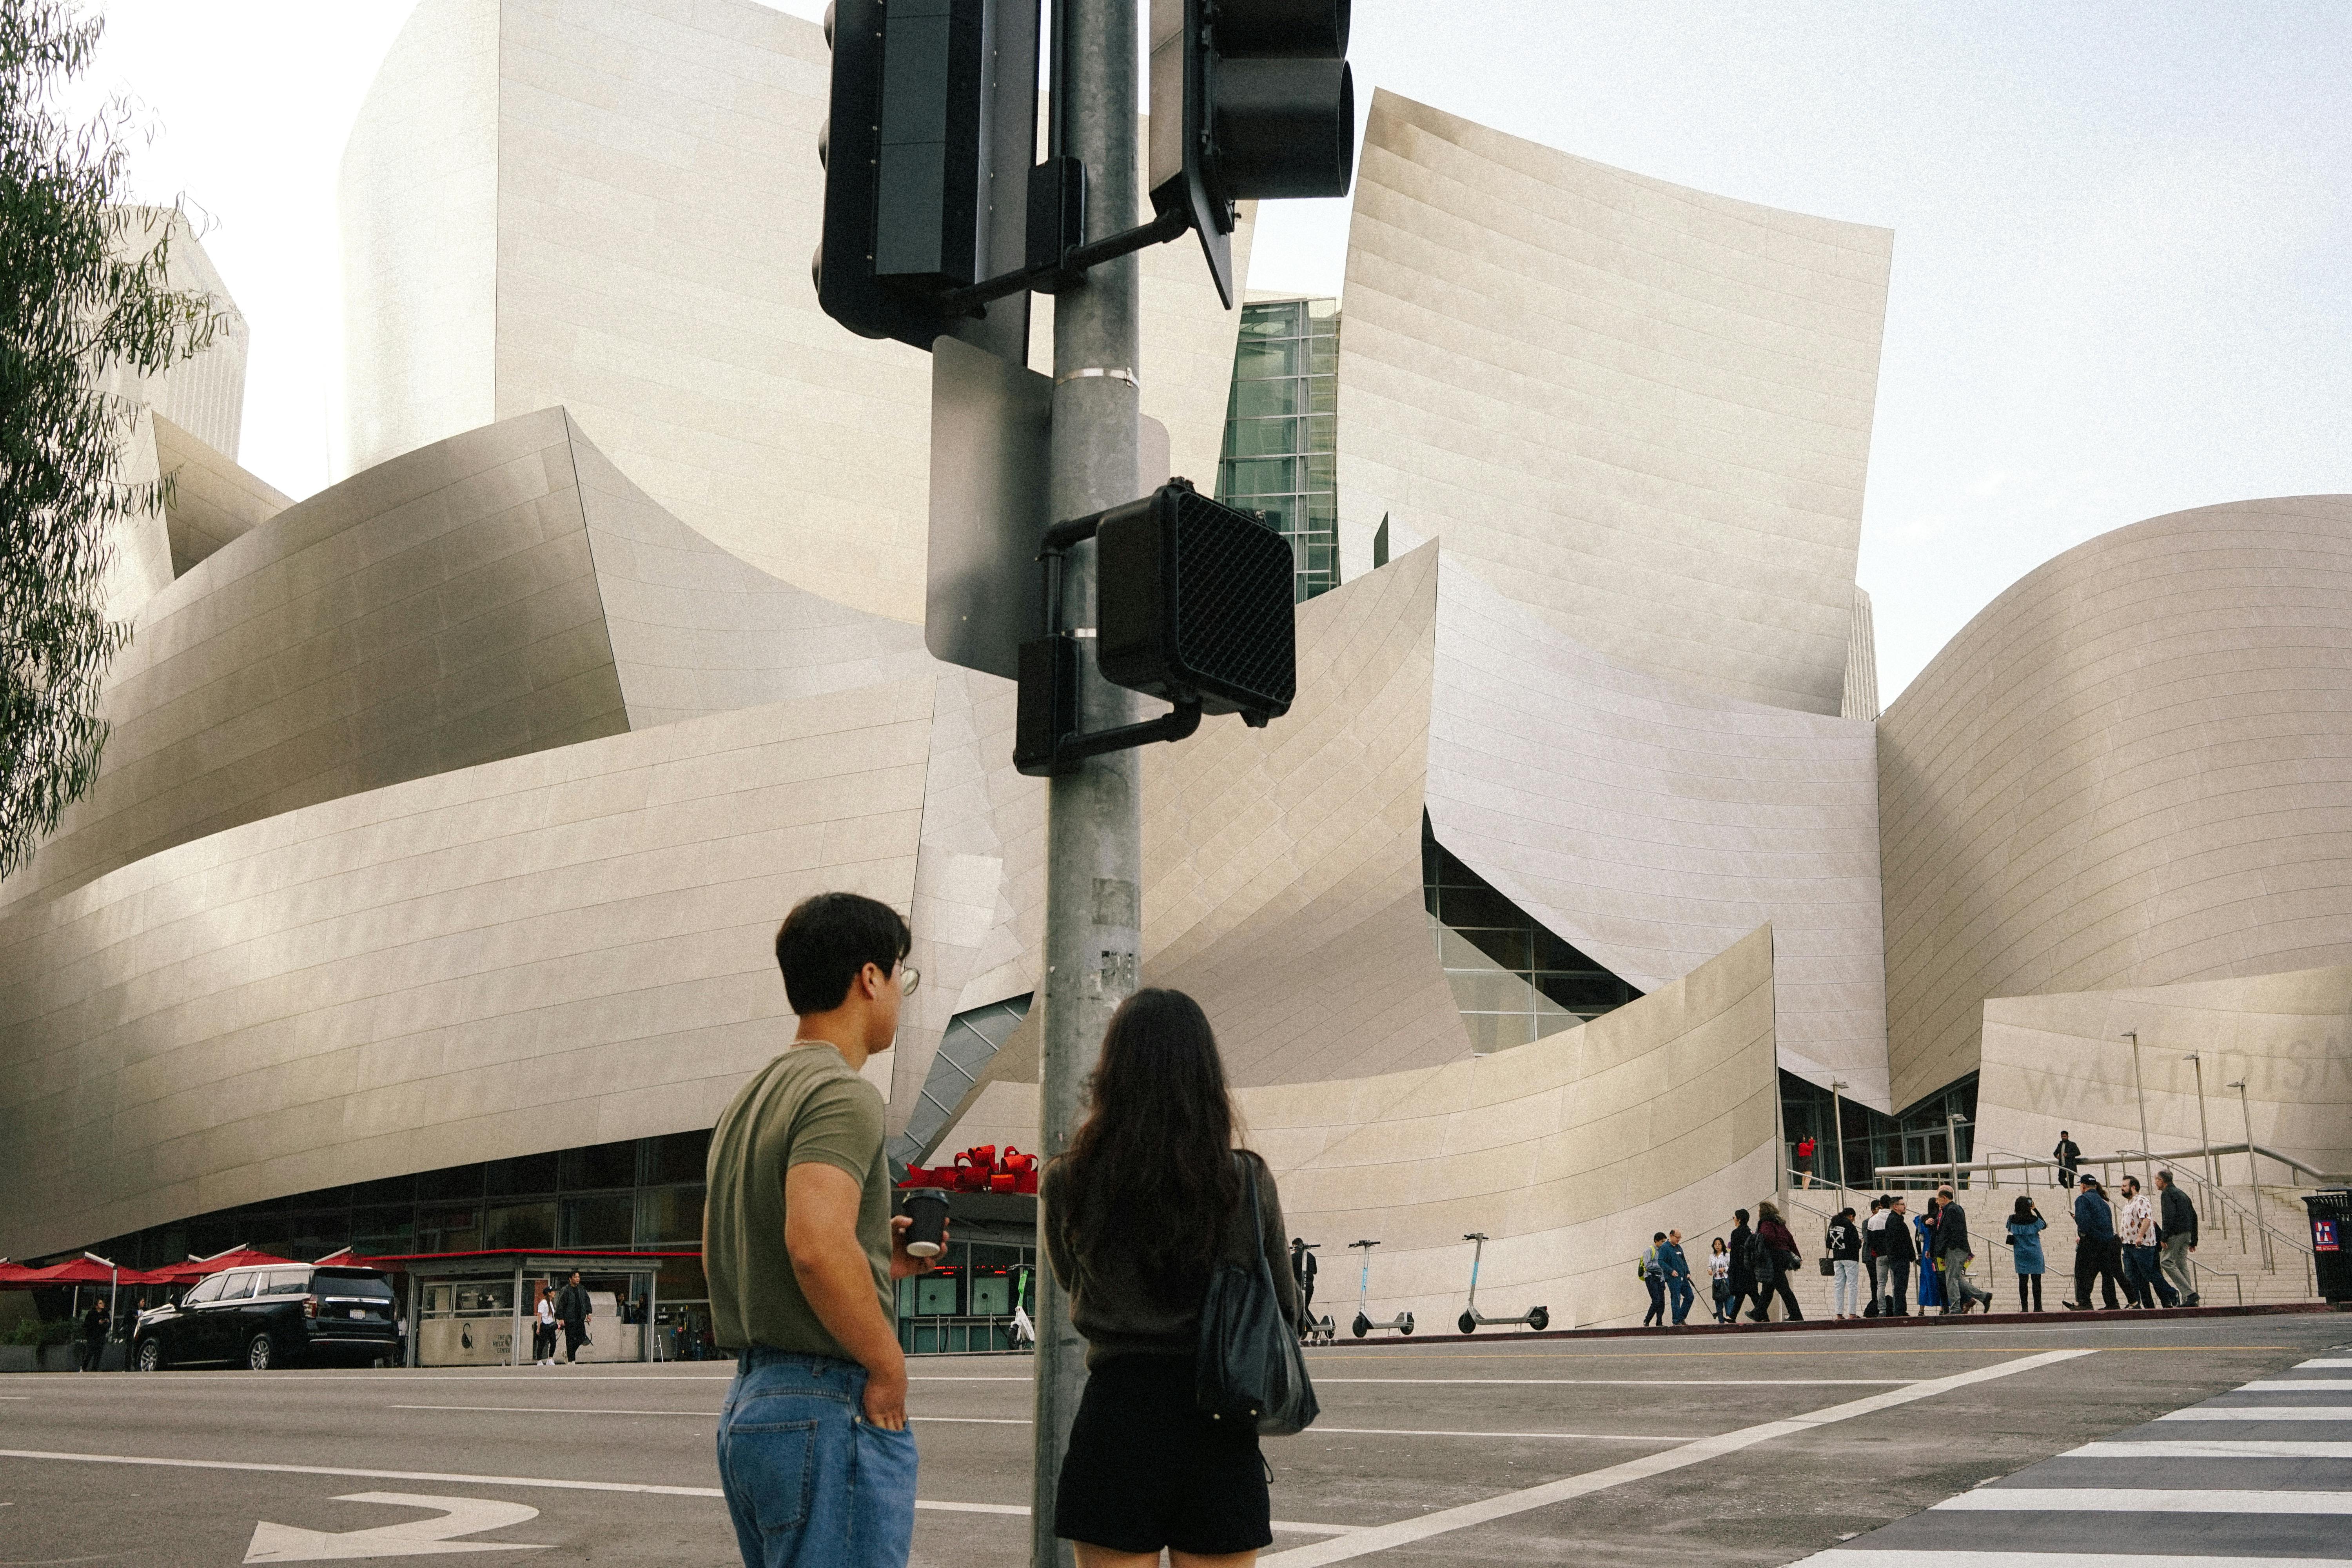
[[2, 1312, 2345, 1566]]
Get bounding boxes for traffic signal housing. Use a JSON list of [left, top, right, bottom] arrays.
[[1098, 479, 1297, 723], [1149, 0, 1357, 306]]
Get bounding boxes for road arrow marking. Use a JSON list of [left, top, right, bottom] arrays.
[[244, 1492, 547, 1562]]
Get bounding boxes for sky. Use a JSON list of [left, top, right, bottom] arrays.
[[54, 1, 2352, 701]]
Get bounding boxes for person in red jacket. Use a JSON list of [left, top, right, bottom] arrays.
[[1795, 1134, 1817, 1188]]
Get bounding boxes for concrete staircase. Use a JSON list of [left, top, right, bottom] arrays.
[[1767, 1176, 2323, 1318]]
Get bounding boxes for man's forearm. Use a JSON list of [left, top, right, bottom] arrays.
[[793, 1246, 900, 1373]]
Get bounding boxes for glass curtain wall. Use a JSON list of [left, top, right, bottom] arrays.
[[1778, 1071, 1982, 1191], [1217, 297, 1340, 602]]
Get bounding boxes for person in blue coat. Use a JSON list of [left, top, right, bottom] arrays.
[[1659, 1230, 1695, 1326], [2005, 1196, 2048, 1312], [1913, 1199, 1944, 1311], [2067, 1174, 2125, 1310]]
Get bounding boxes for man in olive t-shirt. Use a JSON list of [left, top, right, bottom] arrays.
[[706, 891, 940, 1568]]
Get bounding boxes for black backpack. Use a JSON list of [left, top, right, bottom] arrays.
[[1196, 1153, 1320, 1436]]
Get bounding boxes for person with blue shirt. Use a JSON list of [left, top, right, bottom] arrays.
[[2066, 1174, 2125, 1310], [2006, 1195, 2048, 1312], [1659, 1230, 1695, 1326]]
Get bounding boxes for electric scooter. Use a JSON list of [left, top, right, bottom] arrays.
[[1346, 1239, 1414, 1338], [1455, 1231, 1550, 1334]]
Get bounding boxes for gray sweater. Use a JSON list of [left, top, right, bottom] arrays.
[[1042, 1149, 1301, 1368]]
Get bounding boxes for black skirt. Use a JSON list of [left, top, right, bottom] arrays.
[[1054, 1354, 1270, 1555]]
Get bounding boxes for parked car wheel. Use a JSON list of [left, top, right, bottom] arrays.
[[136, 1338, 164, 1372], [246, 1333, 276, 1372]]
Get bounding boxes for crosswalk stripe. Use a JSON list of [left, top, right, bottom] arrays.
[[1790, 1554, 2352, 1567], [2070, 1440, 2352, 1459], [2240, 1380, 2352, 1390], [1936, 1488, 2352, 1514], [2296, 1359, 2352, 1369], [2158, 1408, 2352, 1422]]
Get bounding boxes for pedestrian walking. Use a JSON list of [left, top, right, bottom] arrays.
[[534, 1283, 557, 1365], [1639, 1233, 1669, 1327], [1862, 1196, 1889, 1316], [1934, 1185, 1994, 1314], [1795, 1133, 1817, 1189], [706, 890, 935, 1568], [1289, 1238, 1318, 1333], [2052, 1131, 2081, 1191], [2116, 1175, 2177, 1308], [1708, 1238, 1733, 1323], [554, 1270, 593, 1362], [1878, 1195, 1915, 1316], [1727, 1210, 1762, 1322], [1756, 1201, 1805, 1322], [1661, 1230, 1695, 1326], [1826, 1208, 1863, 1319], [79, 1299, 108, 1372], [1043, 988, 1302, 1564], [2155, 1170, 2200, 1307], [2065, 1174, 2125, 1311], [2005, 1196, 2047, 1313]]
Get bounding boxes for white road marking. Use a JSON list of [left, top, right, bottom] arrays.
[[0, 1446, 1352, 1537], [2298, 1359, 2352, 1368], [2069, 1440, 2352, 1459], [1308, 1378, 1915, 1387], [1255, 1349, 2094, 1568], [1307, 1426, 1685, 1443], [2158, 1407, 2352, 1421], [2241, 1379, 2352, 1390], [1937, 1488, 2352, 1514], [1790, 1554, 2352, 1567], [245, 1492, 544, 1562]]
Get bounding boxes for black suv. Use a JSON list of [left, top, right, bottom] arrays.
[[133, 1264, 399, 1371]]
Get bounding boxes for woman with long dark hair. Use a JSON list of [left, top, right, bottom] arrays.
[[1044, 989, 1300, 1567]]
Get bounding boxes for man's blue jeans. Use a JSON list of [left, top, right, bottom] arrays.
[[2122, 1243, 2177, 1308], [717, 1348, 917, 1568], [1666, 1276, 1694, 1323]]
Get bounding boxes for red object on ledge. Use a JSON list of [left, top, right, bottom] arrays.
[[899, 1144, 1039, 1195]]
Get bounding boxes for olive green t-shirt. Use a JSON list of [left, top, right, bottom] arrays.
[[705, 1043, 892, 1359]]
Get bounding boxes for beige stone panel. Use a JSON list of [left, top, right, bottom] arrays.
[[337, 0, 500, 476], [0, 682, 935, 1260], [1842, 585, 1879, 722], [152, 416, 291, 575], [1883, 496, 2352, 1110], [1975, 962, 2352, 1181], [1337, 91, 1890, 716], [941, 924, 1778, 1329], [1425, 550, 1889, 1107]]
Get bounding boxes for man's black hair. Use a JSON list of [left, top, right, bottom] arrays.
[[775, 891, 913, 1014], [1653, 1231, 1667, 1242]]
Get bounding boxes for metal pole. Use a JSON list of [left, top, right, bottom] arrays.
[[1945, 1111, 1965, 1190], [2228, 1080, 2271, 1269], [2123, 1031, 2152, 1185], [1032, 4, 1142, 1563], [1829, 1080, 1849, 1197], [2187, 1051, 2216, 1190]]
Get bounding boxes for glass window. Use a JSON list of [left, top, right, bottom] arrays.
[[1238, 303, 1299, 337], [1234, 339, 1301, 378], [646, 1130, 711, 1188], [1233, 378, 1299, 418], [262, 1269, 310, 1296], [415, 1165, 484, 1203], [638, 1185, 705, 1247], [1226, 418, 1301, 459], [216, 1272, 259, 1301], [314, 1270, 394, 1300], [181, 1275, 225, 1306], [485, 1153, 558, 1196], [560, 1141, 638, 1192], [563, 1192, 635, 1249], [416, 1206, 481, 1255], [350, 1206, 416, 1254], [348, 1174, 415, 1207], [1223, 457, 1296, 496], [484, 1201, 555, 1251]]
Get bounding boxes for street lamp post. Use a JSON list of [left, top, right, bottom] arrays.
[[2123, 1031, 2153, 1185], [1829, 1079, 1850, 1197], [2226, 1078, 2272, 1269], [1945, 1111, 1969, 1191]]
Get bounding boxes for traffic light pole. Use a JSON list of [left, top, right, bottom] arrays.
[[1032, 1, 1141, 1564]]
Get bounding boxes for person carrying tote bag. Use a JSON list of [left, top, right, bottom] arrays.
[[1042, 989, 1306, 1567]]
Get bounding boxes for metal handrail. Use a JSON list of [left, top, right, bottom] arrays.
[[2120, 1149, 2316, 1294]]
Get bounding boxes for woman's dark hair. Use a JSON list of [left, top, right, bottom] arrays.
[[2013, 1195, 2036, 1221], [1056, 989, 1241, 1290], [774, 892, 911, 1014], [1757, 1200, 1781, 1224], [1711, 1237, 1726, 1253]]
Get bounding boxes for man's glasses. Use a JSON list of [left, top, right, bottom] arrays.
[[897, 964, 921, 996]]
